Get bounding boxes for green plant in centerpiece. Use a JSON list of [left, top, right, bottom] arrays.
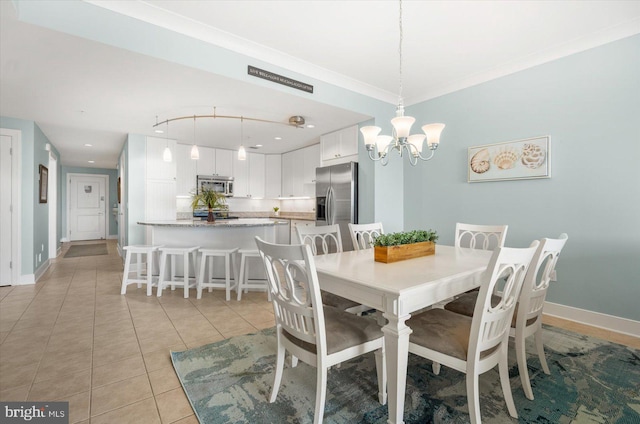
[[191, 188, 226, 222], [373, 229, 438, 247], [273, 206, 280, 213]]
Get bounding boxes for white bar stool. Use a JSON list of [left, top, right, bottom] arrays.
[[197, 248, 239, 301], [237, 249, 270, 301], [157, 246, 200, 298], [121, 245, 162, 296]]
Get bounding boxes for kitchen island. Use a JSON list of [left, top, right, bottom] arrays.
[[138, 218, 289, 279]]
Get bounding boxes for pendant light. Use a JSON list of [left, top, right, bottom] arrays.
[[162, 120, 172, 162], [238, 117, 247, 161], [190, 116, 200, 160]]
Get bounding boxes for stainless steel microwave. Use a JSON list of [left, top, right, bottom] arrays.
[[197, 175, 234, 197]]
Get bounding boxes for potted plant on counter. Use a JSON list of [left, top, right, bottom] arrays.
[[373, 229, 439, 263], [191, 188, 226, 223], [273, 206, 280, 217]]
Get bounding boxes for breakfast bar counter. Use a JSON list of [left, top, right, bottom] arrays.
[[138, 219, 289, 278]]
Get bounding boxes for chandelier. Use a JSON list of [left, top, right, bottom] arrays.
[[360, 0, 445, 166], [153, 108, 305, 161]]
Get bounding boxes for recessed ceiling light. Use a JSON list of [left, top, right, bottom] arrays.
[[84, 143, 92, 147], [255, 144, 263, 147], [154, 129, 164, 134], [88, 160, 95, 164], [274, 137, 282, 140], [306, 124, 315, 129]]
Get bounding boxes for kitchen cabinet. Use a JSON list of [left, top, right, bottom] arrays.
[[196, 146, 216, 176], [303, 144, 320, 197], [320, 125, 359, 165], [176, 144, 196, 196], [281, 149, 304, 197], [265, 154, 282, 198], [282, 144, 319, 198], [248, 153, 265, 198], [145, 136, 177, 242], [233, 152, 265, 198], [215, 149, 234, 177]]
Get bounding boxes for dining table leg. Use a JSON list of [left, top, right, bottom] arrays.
[[382, 310, 412, 424]]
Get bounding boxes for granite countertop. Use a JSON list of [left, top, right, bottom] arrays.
[[138, 218, 289, 227]]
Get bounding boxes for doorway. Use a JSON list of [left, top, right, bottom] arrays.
[[0, 128, 21, 286], [68, 174, 108, 241]]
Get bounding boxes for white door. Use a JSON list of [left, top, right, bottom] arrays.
[[69, 175, 107, 241], [0, 135, 12, 285]]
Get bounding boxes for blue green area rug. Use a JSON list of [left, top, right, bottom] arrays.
[[171, 325, 640, 423]]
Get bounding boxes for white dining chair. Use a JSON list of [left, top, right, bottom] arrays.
[[348, 222, 384, 250], [455, 223, 508, 250], [255, 237, 386, 424], [407, 242, 538, 424], [296, 224, 367, 314], [445, 233, 568, 400]]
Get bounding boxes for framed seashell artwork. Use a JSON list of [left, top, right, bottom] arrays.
[[467, 136, 550, 182]]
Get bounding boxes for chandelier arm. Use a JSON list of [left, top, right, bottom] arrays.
[[415, 149, 437, 162], [367, 149, 384, 162], [153, 114, 297, 128]]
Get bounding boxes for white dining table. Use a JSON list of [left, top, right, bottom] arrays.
[[312, 244, 493, 424]]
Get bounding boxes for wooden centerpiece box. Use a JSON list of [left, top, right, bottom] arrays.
[[373, 229, 438, 264]]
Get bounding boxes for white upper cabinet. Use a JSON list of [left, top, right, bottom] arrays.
[[215, 149, 234, 177], [248, 153, 265, 198], [196, 146, 216, 176], [176, 144, 196, 196], [282, 144, 320, 198], [146, 136, 176, 181], [320, 125, 359, 165], [265, 155, 282, 198], [232, 151, 249, 198], [233, 152, 266, 198]]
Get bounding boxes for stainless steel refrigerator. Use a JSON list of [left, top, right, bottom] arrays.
[[315, 162, 358, 251]]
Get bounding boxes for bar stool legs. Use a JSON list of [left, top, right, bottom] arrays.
[[237, 249, 270, 301], [121, 245, 162, 296], [157, 246, 200, 298], [197, 248, 239, 301]]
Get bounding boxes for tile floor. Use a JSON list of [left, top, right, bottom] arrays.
[[0, 239, 274, 423], [1, 239, 638, 424]]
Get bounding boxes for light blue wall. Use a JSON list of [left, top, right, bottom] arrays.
[[60, 167, 118, 238], [404, 35, 640, 321], [0, 117, 62, 276]]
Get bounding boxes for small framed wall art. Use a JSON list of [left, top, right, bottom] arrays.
[[39, 164, 48, 203], [467, 136, 550, 183]]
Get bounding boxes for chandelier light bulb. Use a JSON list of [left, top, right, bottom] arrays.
[[422, 123, 445, 146], [360, 126, 382, 148]]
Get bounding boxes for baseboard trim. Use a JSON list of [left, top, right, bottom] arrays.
[[61, 237, 70, 242], [107, 235, 117, 239], [544, 301, 640, 338], [17, 274, 35, 285], [34, 260, 50, 283]]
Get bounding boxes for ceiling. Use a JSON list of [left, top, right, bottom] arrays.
[[1, 1, 639, 169]]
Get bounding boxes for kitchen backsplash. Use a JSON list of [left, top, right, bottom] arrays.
[[176, 196, 315, 220]]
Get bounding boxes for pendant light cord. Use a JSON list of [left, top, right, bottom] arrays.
[[398, 0, 404, 107]]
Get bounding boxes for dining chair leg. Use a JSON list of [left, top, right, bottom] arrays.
[[516, 328, 534, 400], [314, 366, 328, 424], [535, 323, 550, 374], [499, 344, 518, 418], [269, 334, 285, 403], [466, 371, 482, 424], [432, 361, 441, 375]]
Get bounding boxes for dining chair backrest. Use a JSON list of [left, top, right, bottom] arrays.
[[517, 234, 568, 328], [348, 222, 384, 250], [296, 224, 343, 255], [255, 237, 327, 355], [455, 223, 508, 251], [469, 241, 538, 362]]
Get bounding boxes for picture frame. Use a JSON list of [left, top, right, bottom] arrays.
[[117, 177, 121, 204], [467, 136, 550, 183], [39, 164, 48, 203]]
